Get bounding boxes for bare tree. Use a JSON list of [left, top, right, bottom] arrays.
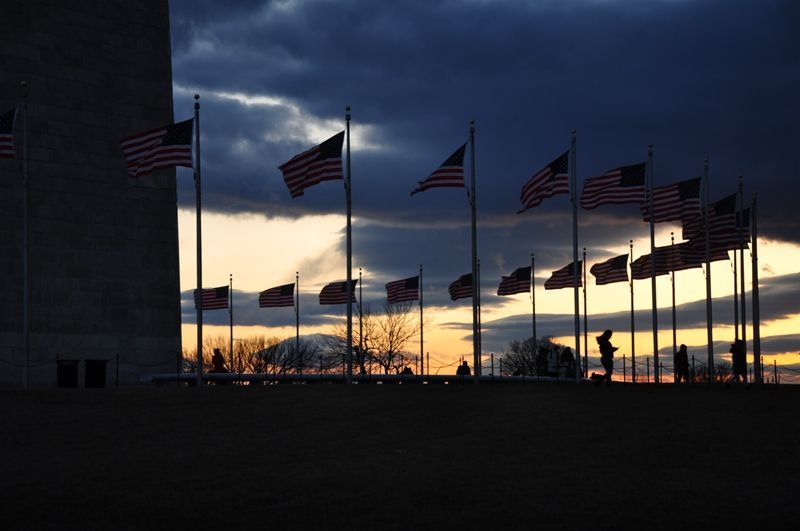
[[325, 302, 421, 374], [182, 335, 322, 377], [500, 337, 566, 376]]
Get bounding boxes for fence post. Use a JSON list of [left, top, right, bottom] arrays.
[[774, 360, 778, 387], [623, 355, 626, 384], [426, 352, 430, 379], [691, 355, 696, 386], [491, 353, 494, 380], [659, 362, 663, 383], [646, 357, 650, 383]]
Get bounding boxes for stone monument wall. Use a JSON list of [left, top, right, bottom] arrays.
[[0, 0, 181, 387]]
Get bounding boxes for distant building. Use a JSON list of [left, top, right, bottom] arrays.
[[0, 0, 180, 387]]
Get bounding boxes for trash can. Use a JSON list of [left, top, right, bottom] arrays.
[[84, 359, 107, 388], [57, 360, 79, 388]]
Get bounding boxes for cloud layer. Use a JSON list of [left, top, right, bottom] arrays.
[[169, 0, 799, 354]]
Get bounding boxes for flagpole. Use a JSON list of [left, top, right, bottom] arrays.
[[359, 267, 363, 374], [469, 120, 480, 380], [477, 258, 482, 372], [703, 158, 714, 380], [228, 274, 233, 371], [733, 249, 739, 340], [296, 271, 300, 375], [531, 253, 536, 356], [647, 145, 659, 383], [671, 233, 677, 373], [570, 130, 581, 377], [194, 94, 203, 386], [21, 81, 29, 390], [738, 176, 747, 380], [419, 263, 424, 378], [630, 239, 636, 383], [751, 193, 761, 383], [345, 106, 353, 384], [582, 248, 588, 377]]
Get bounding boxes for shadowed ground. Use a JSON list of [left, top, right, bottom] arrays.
[[4, 382, 798, 529]]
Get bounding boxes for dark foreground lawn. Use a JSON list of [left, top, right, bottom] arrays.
[[3, 382, 799, 530]]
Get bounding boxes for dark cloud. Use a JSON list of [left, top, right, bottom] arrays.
[[169, 0, 799, 242], [169, 0, 799, 355]]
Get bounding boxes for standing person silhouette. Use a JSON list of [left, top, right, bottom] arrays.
[[674, 344, 690, 384], [596, 329, 618, 385], [730, 339, 747, 384]]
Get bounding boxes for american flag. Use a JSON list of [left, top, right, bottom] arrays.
[[580, 162, 646, 210], [193, 286, 229, 310], [448, 273, 473, 301], [411, 143, 466, 195], [279, 131, 344, 198], [259, 283, 295, 308], [120, 119, 193, 177], [590, 255, 629, 285], [544, 261, 582, 290], [319, 279, 357, 305], [386, 276, 419, 304], [682, 194, 748, 250], [0, 107, 17, 159], [519, 151, 569, 212], [642, 177, 702, 223], [631, 243, 729, 280], [497, 266, 531, 296]]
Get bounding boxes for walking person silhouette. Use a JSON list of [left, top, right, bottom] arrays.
[[596, 329, 618, 386]]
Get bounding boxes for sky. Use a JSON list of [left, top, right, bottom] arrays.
[[167, 0, 800, 374]]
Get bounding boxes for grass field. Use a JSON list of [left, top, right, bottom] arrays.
[[4, 382, 798, 529]]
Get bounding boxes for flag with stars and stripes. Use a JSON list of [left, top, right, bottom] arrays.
[[259, 283, 295, 308], [544, 261, 582, 290], [497, 266, 531, 296], [448, 273, 473, 301], [411, 143, 466, 195], [386, 276, 419, 304], [682, 194, 748, 250], [319, 280, 357, 305], [580, 162, 646, 210], [630, 243, 729, 279], [590, 255, 629, 285], [120, 119, 193, 177], [519, 151, 569, 212], [642, 177, 701, 222], [0, 107, 17, 159], [279, 131, 344, 198], [193, 286, 229, 310]]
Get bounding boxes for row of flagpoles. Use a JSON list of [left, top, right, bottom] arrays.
[[2, 88, 763, 386]]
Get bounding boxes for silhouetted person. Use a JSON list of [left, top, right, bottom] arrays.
[[535, 347, 548, 376], [210, 348, 227, 373], [674, 344, 690, 384], [560, 347, 575, 379], [210, 348, 229, 386], [401, 366, 413, 375], [456, 360, 471, 377], [597, 329, 618, 385], [730, 339, 747, 383]]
